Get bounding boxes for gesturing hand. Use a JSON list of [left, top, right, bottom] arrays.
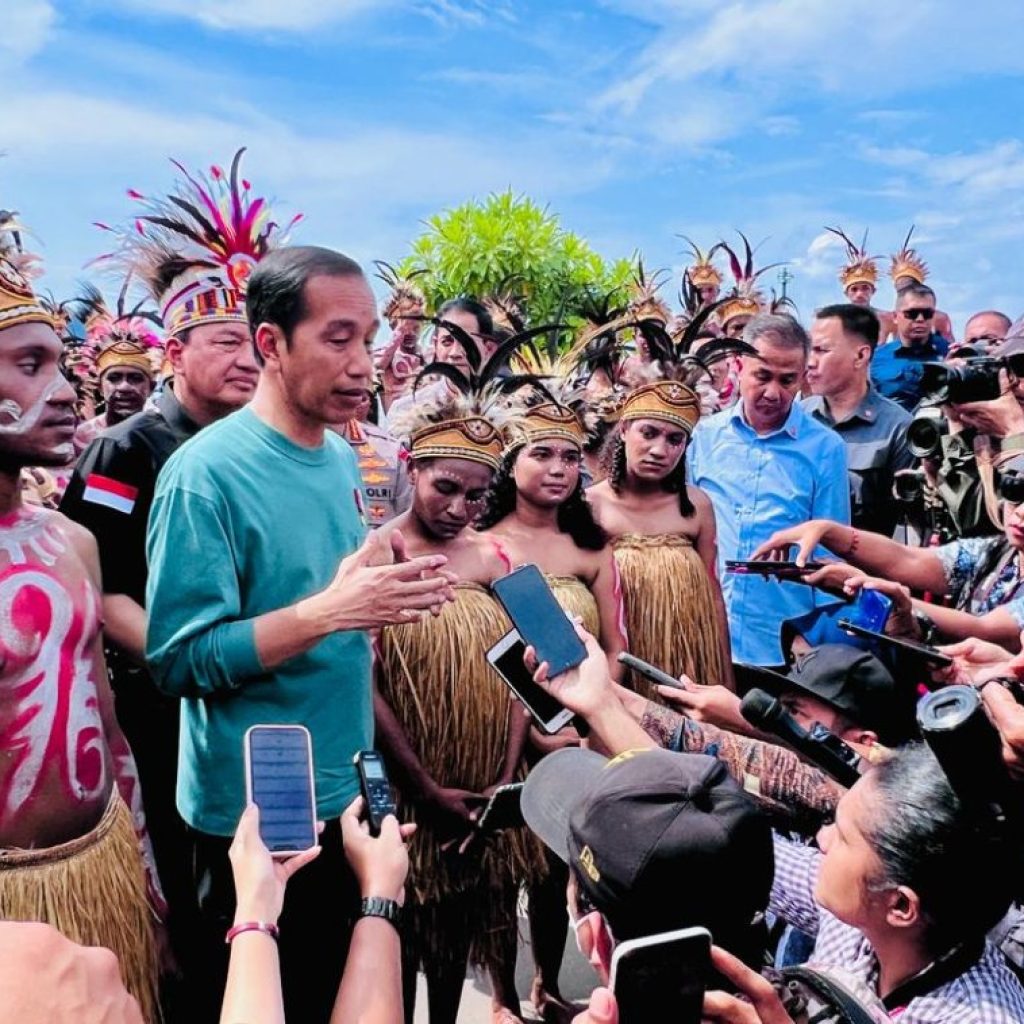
[[751, 520, 832, 567], [305, 528, 457, 631]]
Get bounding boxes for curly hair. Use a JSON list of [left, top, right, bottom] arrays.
[[477, 446, 608, 550], [600, 424, 696, 518]]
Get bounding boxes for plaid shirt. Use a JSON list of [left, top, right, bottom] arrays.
[[771, 836, 1024, 1022]]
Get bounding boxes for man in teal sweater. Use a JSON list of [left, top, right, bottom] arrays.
[[146, 246, 454, 1021]]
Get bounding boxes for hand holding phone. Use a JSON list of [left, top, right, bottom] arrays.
[[491, 564, 587, 677], [488, 629, 575, 735], [354, 750, 398, 836], [610, 926, 710, 1024], [244, 725, 318, 857], [476, 783, 525, 832]]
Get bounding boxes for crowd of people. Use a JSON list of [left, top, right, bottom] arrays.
[[2, 148, 1024, 1024]]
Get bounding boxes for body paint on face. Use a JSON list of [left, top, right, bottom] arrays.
[[0, 568, 108, 821], [0, 378, 75, 460]]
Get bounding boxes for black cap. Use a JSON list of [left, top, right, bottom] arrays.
[[747, 643, 905, 745], [521, 748, 773, 944]]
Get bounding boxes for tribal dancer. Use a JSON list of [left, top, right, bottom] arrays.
[[374, 261, 426, 413], [375, 343, 544, 1024], [587, 309, 745, 698], [478, 394, 627, 1023], [70, 285, 161, 454], [0, 218, 160, 1022]]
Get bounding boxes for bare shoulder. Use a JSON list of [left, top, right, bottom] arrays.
[[586, 480, 612, 512], [469, 529, 513, 580], [687, 484, 714, 515], [50, 512, 102, 585]]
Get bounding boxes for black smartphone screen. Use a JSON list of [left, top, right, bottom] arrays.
[[492, 564, 586, 677], [614, 930, 709, 1024], [246, 726, 317, 854], [477, 783, 525, 832], [838, 620, 953, 667], [491, 634, 569, 727]]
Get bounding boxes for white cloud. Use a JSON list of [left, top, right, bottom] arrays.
[[0, 0, 56, 59]]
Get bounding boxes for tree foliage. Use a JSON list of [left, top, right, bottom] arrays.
[[398, 190, 633, 327]]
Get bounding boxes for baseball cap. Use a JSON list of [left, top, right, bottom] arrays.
[[745, 643, 908, 745], [521, 748, 774, 946]]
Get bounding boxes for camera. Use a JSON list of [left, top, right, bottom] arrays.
[[997, 469, 1024, 505], [893, 468, 927, 504], [907, 408, 949, 460], [920, 357, 1004, 405]]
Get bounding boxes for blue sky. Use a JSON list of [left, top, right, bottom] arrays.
[[3, 0, 1024, 334]]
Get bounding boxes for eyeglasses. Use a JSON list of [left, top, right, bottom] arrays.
[[901, 308, 935, 322]]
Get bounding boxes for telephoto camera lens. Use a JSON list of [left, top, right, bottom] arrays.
[[920, 358, 1004, 405], [893, 469, 927, 503], [907, 410, 948, 460], [917, 686, 1012, 823]]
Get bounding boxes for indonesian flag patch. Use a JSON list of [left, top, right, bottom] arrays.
[[82, 473, 138, 515]]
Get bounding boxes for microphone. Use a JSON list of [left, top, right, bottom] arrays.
[[740, 689, 863, 789]]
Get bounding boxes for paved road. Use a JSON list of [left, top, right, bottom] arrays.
[[413, 911, 597, 1022]]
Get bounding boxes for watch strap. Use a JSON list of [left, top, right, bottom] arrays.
[[360, 896, 402, 929]]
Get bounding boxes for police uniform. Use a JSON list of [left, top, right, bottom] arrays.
[[59, 384, 200, 979], [341, 418, 412, 527]]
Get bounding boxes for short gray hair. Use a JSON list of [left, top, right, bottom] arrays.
[[742, 313, 809, 356]]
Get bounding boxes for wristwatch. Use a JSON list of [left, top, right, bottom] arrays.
[[359, 896, 402, 930]]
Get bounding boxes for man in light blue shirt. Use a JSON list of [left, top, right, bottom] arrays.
[[690, 313, 850, 665]]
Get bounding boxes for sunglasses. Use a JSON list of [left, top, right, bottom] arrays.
[[901, 308, 935, 322]]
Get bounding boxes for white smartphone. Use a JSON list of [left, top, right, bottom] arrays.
[[609, 925, 711, 1024], [244, 724, 318, 858], [486, 629, 575, 735]]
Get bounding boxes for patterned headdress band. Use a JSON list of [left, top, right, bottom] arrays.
[[681, 237, 723, 290], [0, 213, 53, 334], [95, 340, 155, 377], [619, 381, 701, 434], [508, 402, 586, 450], [825, 226, 879, 290], [890, 226, 928, 285], [409, 416, 504, 469]]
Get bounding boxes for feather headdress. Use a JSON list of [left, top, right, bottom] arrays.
[[0, 209, 53, 334], [890, 225, 929, 285], [627, 259, 672, 326], [375, 260, 427, 327], [825, 226, 880, 291], [483, 276, 529, 335], [678, 236, 724, 292], [619, 303, 756, 432], [716, 233, 784, 328], [72, 281, 162, 378], [93, 148, 301, 338], [393, 319, 558, 468], [562, 289, 636, 392]]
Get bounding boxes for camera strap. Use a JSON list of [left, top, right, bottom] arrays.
[[881, 939, 984, 1012]]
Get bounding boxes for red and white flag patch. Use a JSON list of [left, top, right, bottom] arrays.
[[82, 473, 138, 515]]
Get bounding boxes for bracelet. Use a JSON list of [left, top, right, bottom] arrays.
[[226, 920, 280, 944]]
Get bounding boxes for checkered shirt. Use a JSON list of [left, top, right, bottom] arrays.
[[771, 836, 1024, 1022]]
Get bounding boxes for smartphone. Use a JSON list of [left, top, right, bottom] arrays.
[[476, 782, 525, 832], [844, 588, 893, 633], [725, 559, 824, 576], [244, 725, 318, 857], [487, 629, 576, 735], [610, 925, 711, 1024], [353, 750, 397, 837], [838, 620, 954, 667], [491, 564, 587, 677], [618, 652, 685, 691]]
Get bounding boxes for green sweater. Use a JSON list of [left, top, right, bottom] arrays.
[[146, 406, 372, 836]]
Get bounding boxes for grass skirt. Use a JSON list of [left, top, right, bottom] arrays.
[[613, 534, 728, 701], [0, 792, 159, 1023], [546, 574, 600, 636], [377, 584, 546, 970]]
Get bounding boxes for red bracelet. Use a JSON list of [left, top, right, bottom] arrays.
[[226, 921, 279, 944], [847, 528, 860, 557]]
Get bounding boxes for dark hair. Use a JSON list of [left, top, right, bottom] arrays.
[[477, 446, 608, 550], [246, 246, 364, 366], [743, 313, 810, 356], [864, 743, 1015, 954], [601, 423, 695, 517], [436, 296, 493, 339], [816, 303, 881, 351], [896, 282, 936, 305]]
